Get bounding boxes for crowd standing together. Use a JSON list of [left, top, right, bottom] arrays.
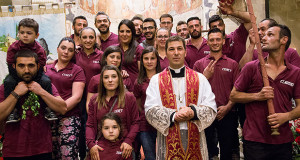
[[0, 2, 300, 160]]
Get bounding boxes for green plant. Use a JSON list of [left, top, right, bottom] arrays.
[[22, 92, 40, 119]]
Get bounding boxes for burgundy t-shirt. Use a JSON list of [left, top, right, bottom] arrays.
[[121, 45, 143, 84], [159, 56, 169, 71], [185, 38, 210, 69], [7, 40, 47, 66], [194, 55, 239, 107], [45, 60, 86, 117], [0, 84, 59, 157], [88, 74, 133, 93], [101, 32, 119, 51], [253, 48, 300, 68], [86, 92, 139, 149], [133, 79, 156, 132], [222, 24, 248, 63], [234, 59, 300, 144], [75, 48, 103, 95]]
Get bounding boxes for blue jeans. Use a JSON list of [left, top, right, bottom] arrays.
[[136, 131, 157, 160]]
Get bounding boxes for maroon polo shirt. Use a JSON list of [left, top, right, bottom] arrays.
[[222, 24, 248, 63], [101, 32, 119, 51], [253, 48, 300, 68], [136, 35, 145, 44], [88, 74, 133, 93], [120, 45, 143, 84], [0, 84, 59, 157], [234, 59, 300, 144], [45, 60, 86, 117], [185, 38, 210, 68], [86, 92, 139, 149], [75, 48, 103, 95], [194, 55, 239, 107], [133, 79, 156, 132], [159, 56, 169, 71], [7, 40, 47, 66]]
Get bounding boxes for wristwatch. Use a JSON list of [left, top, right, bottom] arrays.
[[11, 91, 20, 99]]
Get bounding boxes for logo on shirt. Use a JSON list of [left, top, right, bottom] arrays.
[[62, 73, 73, 77], [114, 109, 123, 113], [204, 51, 210, 54], [222, 68, 232, 72], [93, 60, 100, 64], [116, 151, 122, 155], [230, 41, 234, 47], [280, 80, 294, 87]]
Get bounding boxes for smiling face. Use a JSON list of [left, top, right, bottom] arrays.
[[101, 119, 121, 142], [118, 24, 132, 46], [18, 26, 39, 44], [95, 14, 110, 34], [106, 52, 122, 68], [176, 24, 189, 39], [166, 40, 186, 69], [142, 22, 156, 41], [103, 69, 119, 91], [73, 18, 88, 36], [209, 20, 225, 36], [143, 51, 157, 72], [57, 40, 75, 63], [133, 19, 143, 36], [80, 29, 96, 50], [207, 32, 225, 53], [156, 29, 170, 49]]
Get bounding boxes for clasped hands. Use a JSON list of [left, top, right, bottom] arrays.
[[174, 105, 195, 122]]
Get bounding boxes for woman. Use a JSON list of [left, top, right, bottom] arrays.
[[45, 37, 85, 159], [134, 46, 161, 160], [86, 65, 139, 160], [86, 46, 133, 112], [118, 19, 144, 84], [156, 28, 170, 71]]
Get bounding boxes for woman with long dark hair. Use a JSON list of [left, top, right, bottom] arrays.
[[45, 37, 85, 159], [134, 46, 161, 160], [86, 65, 139, 160], [118, 19, 144, 84]]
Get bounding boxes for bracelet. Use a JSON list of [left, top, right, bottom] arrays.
[[11, 91, 20, 99]]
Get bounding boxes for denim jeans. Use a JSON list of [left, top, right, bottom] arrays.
[[136, 131, 157, 160]]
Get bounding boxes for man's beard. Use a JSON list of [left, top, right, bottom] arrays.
[[18, 72, 37, 83], [190, 31, 201, 39], [74, 30, 80, 36], [98, 26, 109, 34]]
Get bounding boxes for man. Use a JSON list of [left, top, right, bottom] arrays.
[[145, 36, 217, 159], [239, 18, 300, 68], [0, 49, 67, 159], [176, 21, 189, 39], [95, 11, 119, 51], [131, 16, 145, 43], [230, 24, 300, 160], [208, 2, 252, 63], [194, 28, 240, 160], [159, 14, 176, 36], [140, 18, 157, 48], [71, 16, 88, 47]]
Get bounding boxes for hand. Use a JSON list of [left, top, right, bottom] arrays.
[[14, 82, 29, 96], [256, 86, 274, 101], [90, 145, 104, 160], [248, 29, 256, 45], [120, 142, 132, 159], [267, 113, 289, 129], [175, 106, 194, 122], [27, 81, 44, 95], [218, 1, 234, 15], [217, 105, 230, 121], [121, 70, 129, 78], [203, 60, 217, 79]]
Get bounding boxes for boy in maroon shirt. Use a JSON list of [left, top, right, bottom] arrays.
[[4, 18, 57, 123], [231, 25, 300, 159]]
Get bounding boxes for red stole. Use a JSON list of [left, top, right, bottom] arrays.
[[159, 67, 202, 160]]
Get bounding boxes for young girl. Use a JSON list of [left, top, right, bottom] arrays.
[[93, 112, 132, 160], [133, 46, 161, 160]]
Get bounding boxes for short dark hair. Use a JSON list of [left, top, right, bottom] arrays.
[[14, 49, 38, 65], [57, 37, 75, 49], [95, 11, 110, 23], [177, 21, 187, 26], [131, 16, 143, 22], [100, 112, 123, 139], [208, 27, 223, 38], [187, 17, 201, 25], [261, 18, 278, 28], [275, 24, 291, 51], [101, 45, 123, 70], [160, 14, 173, 22], [72, 16, 87, 26], [209, 15, 224, 28], [18, 18, 39, 34], [143, 18, 157, 29], [165, 36, 186, 53]]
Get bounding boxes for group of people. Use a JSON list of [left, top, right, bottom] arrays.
[[0, 1, 300, 160]]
